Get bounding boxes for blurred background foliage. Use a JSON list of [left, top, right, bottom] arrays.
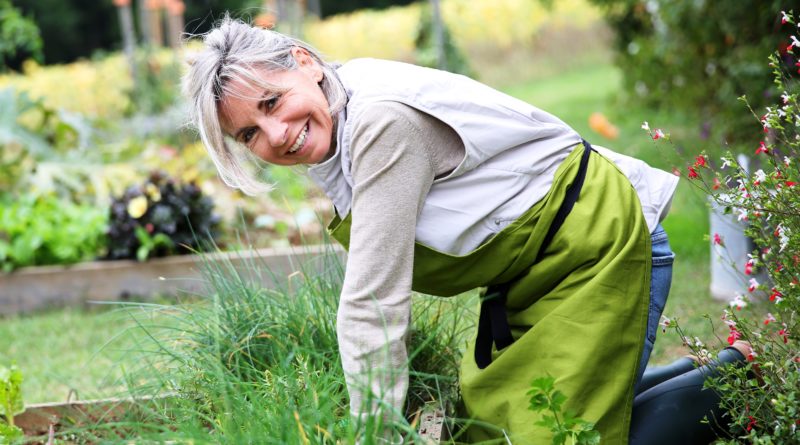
[[587, 0, 788, 150], [0, 0, 785, 270]]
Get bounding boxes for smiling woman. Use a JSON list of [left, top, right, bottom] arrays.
[[181, 16, 747, 445], [217, 50, 335, 166], [182, 19, 347, 194]]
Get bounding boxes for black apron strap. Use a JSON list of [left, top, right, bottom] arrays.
[[474, 139, 596, 369]]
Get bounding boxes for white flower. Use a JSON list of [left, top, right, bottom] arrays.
[[784, 156, 792, 167], [737, 209, 749, 222], [782, 92, 791, 104], [729, 294, 748, 310], [720, 157, 733, 170], [754, 169, 767, 183], [641, 121, 650, 131]]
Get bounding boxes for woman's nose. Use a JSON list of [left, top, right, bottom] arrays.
[[257, 116, 288, 149]]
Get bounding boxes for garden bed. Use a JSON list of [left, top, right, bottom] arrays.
[[0, 244, 344, 315]]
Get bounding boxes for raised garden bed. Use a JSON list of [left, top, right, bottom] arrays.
[[0, 245, 344, 315]]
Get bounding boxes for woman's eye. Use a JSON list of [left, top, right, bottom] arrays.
[[243, 127, 257, 143], [265, 95, 280, 110]]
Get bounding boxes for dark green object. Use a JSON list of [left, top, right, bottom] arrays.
[[0, 0, 42, 71], [106, 170, 221, 261], [586, 0, 789, 148]]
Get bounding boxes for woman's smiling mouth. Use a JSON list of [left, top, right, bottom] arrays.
[[288, 123, 309, 154]]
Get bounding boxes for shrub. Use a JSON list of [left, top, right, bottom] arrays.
[[0, 194, 107, 271], [106, 171, 221, 261], [0, 0, 42, 71], [653, 10, 799, 442], [588, 0, 786, 151]]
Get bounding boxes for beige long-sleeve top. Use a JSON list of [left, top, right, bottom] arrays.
[[336, 100, 463, 423]]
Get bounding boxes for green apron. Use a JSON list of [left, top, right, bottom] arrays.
[[328, 144, 651, 444]]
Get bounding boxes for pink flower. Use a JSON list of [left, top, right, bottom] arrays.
[[745, 259, 755, 275], [727, 326, 742, 345], [653, 129, 666, 140], [748, 278, 759, 292], [712, 177, 721, 190], [781, 10, 790, 25], [713, 233, 723, 246], [756, 141, 769, 155], [770, 287, 783, 302], [764, 313, 776, 325], [779, 325, 789, 344]]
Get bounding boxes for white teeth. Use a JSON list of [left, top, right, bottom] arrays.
[[289, 125, 308, 153]]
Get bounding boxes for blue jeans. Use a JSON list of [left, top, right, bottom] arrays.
[[635, 224, 674, 391]]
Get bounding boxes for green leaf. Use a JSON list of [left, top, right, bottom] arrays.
[[528, 392, 549, 412], [0, 364, 24, 418], [0, 422, 23, 444], [529, 376, 555, 393], [551, 390, 567, 412], [551, 430, 568, 445], [577, 429, 601, 445]]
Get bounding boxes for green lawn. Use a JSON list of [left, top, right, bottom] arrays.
[[0, 305, 159, 403], [0, 58, 745, 405]]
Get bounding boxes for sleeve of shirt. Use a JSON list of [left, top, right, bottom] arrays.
[[336, 101, 439, 426]]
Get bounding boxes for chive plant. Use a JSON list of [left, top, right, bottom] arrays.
[[72, 243, 480, 443]]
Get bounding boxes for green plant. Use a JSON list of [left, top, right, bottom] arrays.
[[0, 193, 108, 271], [134, 226, 174, 262], [527, 375, 601, 445], [0, 0, 42, 71], [587, 0, 786, 151], [650, 10, 800, 442], [0, 364, 23, 443], [106, 170, 221, 261], [69, 243, 476, 443]]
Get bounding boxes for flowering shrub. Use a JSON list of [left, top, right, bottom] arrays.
[[106, 171, 221, 261], [649, 10, 799, 442]]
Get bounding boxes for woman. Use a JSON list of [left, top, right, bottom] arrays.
[[183, 17, 747, 444]]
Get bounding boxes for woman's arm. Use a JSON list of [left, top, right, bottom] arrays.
[[338, 101, 462, 426]]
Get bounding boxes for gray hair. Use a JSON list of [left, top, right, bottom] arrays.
[[182, 16, 347, 195]]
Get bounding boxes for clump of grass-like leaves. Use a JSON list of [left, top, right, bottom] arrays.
[[78, 244, 474, 443]]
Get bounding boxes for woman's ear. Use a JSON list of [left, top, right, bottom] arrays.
[[291, 47, 323, 83]]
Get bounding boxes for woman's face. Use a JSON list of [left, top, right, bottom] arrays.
[[219, 48, 334, 166]]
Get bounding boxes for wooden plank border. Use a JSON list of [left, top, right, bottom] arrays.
[[0, 245, 345, 315]]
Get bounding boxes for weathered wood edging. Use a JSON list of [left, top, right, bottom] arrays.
[[16, 396, 445, 442], [0, 245, 345, 315]]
